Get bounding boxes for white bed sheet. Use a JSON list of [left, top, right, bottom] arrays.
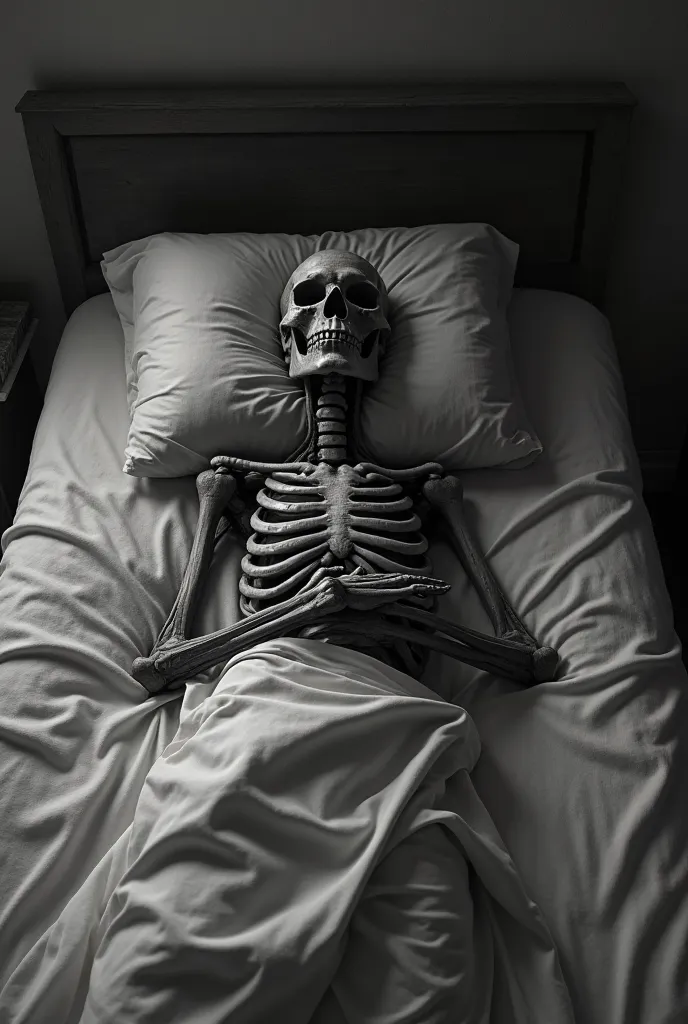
[[0, 289, 686, 1023]]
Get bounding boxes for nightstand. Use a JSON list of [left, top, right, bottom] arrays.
[[0, 320, 43, 534]]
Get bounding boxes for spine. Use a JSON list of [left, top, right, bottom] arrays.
[[316, 373, 348, 464]]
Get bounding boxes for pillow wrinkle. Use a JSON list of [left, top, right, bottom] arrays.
[[102, 225, 541, 478]]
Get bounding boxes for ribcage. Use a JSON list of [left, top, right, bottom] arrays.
[[239, 464, 432, 615]]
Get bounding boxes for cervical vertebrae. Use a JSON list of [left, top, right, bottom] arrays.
[[316, 373, 348, 463]]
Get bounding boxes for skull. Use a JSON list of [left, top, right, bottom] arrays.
[[279, 250, 390, 381]]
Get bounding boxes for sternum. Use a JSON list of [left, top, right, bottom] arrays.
[[316, 373, 349, 464]]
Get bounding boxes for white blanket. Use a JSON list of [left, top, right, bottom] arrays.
[[5, 639, 572, 1023]]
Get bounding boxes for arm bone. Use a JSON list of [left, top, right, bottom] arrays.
[[132, 578, 346, 695], [423, 475, 558, 680], [156, 468, 237, 650], [424, 475, 533, 641]]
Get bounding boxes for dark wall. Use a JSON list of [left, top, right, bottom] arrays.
[[1, 0, 686, 482]]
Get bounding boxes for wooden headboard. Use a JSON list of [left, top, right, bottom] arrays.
[[16, 83, 635, 315]]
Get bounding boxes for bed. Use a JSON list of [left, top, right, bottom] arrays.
[[2, 84, 686, 1023]]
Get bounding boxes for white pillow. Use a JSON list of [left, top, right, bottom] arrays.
[[102, 225, 541, 477]]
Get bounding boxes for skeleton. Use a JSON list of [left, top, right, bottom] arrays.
[[132, 251, 558, 695]]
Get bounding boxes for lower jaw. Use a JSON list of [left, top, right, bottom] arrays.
[[289, 350, 378, 381]]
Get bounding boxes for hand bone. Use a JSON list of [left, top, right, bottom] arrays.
[[318, 570, 450, 612]]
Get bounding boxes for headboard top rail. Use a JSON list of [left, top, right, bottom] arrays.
[[16, 82, 636, 114]]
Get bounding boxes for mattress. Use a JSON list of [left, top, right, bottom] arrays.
[[0, 289, 686, 1023]]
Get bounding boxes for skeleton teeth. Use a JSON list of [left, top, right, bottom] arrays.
[[307, 330, 361, 352]]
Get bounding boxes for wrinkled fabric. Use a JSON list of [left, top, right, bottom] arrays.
[[74, 640, 571, 1024], [0, 290, 686, 1024], [430, 291, 688, 1024]]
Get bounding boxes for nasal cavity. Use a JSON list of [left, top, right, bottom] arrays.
[[323, 286, 347, 320]]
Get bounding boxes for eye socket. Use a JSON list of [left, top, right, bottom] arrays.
[[293, 279, 326, 307], [346, 281, 380, 309]]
